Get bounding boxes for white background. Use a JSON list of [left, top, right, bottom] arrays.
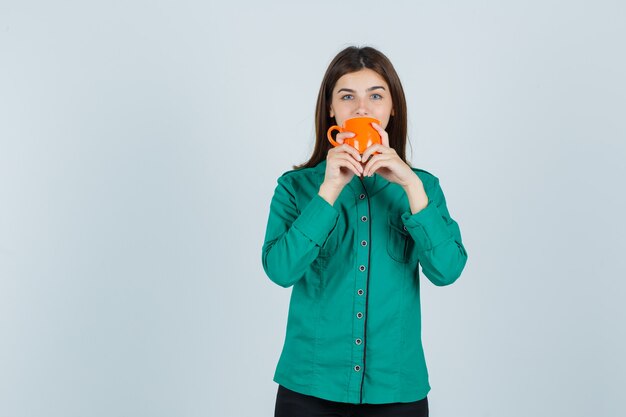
[[1, 1, 625, 416]]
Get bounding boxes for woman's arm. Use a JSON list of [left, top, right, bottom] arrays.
[[261, 176, 339, 288], [402, 176, 468, 286], [263, 138, 362, 287]]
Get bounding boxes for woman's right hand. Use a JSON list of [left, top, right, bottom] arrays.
[[318, 131, 363, 205]]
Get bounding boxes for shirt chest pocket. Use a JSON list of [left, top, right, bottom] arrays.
[[387, 213, 418, 263]]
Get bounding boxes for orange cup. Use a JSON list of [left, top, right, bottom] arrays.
[[327, 117, 381, 154]]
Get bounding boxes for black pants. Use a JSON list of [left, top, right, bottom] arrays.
[[275, 385, 429, 417]]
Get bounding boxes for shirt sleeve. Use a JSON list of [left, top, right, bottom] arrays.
[[262, 176, 339, 288], [401, 176, 468, 286]]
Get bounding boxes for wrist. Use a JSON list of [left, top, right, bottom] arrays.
[[401, 175, 421, 192], [403, 179, 429, 213], [319, 182, 343, 206]]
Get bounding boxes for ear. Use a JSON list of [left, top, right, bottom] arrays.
[[391, 108, 395, 117], [330, 107, 334, 118]]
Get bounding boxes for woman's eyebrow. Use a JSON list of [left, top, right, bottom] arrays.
[[336, 86, 386, 93]]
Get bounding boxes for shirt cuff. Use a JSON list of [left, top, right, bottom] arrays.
[[292, 194, 339, 247], [401, 201, 452, 251]]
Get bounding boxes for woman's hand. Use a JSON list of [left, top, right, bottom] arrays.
[[319, 131, 363, 205], [360, 123, 414, 185], [361, 123, 429, 213]]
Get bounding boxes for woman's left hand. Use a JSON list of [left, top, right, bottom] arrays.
[[361, 123, 418, 187]]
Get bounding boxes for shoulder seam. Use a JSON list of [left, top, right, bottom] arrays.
[[279, 166, 322, 180], [411, 167, 437, 177]]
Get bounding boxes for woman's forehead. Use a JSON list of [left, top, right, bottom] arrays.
[[334, 69, 388, 91]]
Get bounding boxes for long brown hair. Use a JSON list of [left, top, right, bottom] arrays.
[[295, 46, 408, 169]]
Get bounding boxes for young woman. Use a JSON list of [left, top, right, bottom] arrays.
[[262, 46, 468, 417]]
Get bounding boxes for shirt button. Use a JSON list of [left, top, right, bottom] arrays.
[[357, 289, 364, 296], [403, 225, 408, 231], [361, 240, 367, 247], [354, 365, 361, 372], [361, 216, 367, 222], [357, 312, 363, 319], [355, 338, 362, 345], [359, 194, 366, 200], [359, 265, 366, 272]]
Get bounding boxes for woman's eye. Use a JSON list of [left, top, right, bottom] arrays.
[[371, 94, 382, 100], [340, 95, 353, 100]]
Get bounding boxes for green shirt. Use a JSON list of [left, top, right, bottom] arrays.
[[262, 160, 468, 404]]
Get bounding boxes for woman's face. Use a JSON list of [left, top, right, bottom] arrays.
[[329, 68, 394, 129]]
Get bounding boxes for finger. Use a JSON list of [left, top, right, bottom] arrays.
[[334, 155, 362, 177], [334, 153, 364, 175], [363, 155, 392, 177], [364, 160, 387, 177], [362, 154, 380, 176], [335, 131, 355, 145], [371, 122, 390, 147], [330, 142, 362, 162], [328, 150, 362, 169], [362, 143, 391, 162]]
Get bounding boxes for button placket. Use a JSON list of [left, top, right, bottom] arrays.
[[350, 184, 370, 390]]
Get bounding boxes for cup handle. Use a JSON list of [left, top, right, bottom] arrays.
[[327, 125, 343, 147]]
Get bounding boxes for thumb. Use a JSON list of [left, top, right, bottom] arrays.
[[372, 123, 389, 147]]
